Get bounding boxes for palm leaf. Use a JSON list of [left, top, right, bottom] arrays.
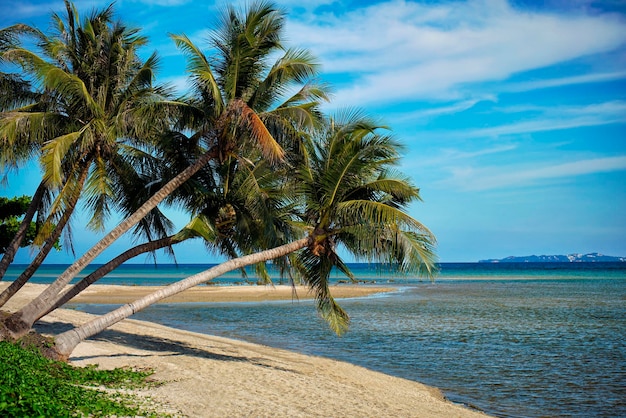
[[171, 34, 224, 114], [40, 130, 83, 187], [295, 247, 350, 335], [234, 98, 284, 162]]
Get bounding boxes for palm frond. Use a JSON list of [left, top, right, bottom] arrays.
[[40, 130, 83, 187], [171, 33, 224, 114], [295, 247, 350, 335], [234, 98, 285, 163], [84, 155, 115, 231], [175, 214, 218, 243]]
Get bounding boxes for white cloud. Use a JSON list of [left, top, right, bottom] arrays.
[[401, 142, 518, 174], [434, 100, 626, 139], [503, 70, 626, 92], [284, 0, 626, 105], [440, 155, 626, 191], [391, 98, 487, 123]]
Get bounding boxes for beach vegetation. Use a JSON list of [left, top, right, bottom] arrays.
[[0, 0, 175, 308], [0, 0, 178, 330], [0, 0, 437, 360], [0, 196, 39, 254], [0, 340, 159, 417], [1, 0, 327, 339]]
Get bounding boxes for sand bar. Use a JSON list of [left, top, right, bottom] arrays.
[[66, 283, 396, 304], [2, 283, 489, 417]]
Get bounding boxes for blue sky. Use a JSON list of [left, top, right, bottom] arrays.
[[1, 0, 625, 263]]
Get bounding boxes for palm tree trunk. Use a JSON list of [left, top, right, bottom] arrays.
[[39, 235, 181, 319], [2, 150, 213, 340], [0, 221, 67, 309], [0, 165, 89, 309], [53, 237, 310, 358], [0, 182, 45, 281]]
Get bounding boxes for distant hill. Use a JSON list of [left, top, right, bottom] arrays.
[[479, 252, 626, 263]]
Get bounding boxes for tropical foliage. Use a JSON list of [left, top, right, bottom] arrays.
[[0, 0, 178, 327], [0, 340, 157, 417], [0, 196, 38, 254], [2, 0, 329, 339], [0, 0, 437, 359], [53, 112, 436, 356]]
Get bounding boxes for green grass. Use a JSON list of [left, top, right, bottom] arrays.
[[0, 339, 162, 417]]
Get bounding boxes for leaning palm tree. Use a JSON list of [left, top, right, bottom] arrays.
[[1, 1, 328, 340], [0, 1, 173, 298], [43, 115, 308, 318], [53, 112, 437, 358]]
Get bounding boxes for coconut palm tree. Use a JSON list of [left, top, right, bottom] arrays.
[[1, 1, 328, 340], [0, 25, 49, 280], [41, 214, 219, 318], [0, 1, 174, 304], [52, 112, 437, 357]]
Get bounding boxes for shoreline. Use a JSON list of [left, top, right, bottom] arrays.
[[2, 283, 489, 417]]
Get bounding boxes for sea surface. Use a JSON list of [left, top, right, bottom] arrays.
[[7, 262, 626, 417]]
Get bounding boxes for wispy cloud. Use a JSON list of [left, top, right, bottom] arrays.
[[439, 155, 626, 191], [392, 98, 494, 122], [283, 0, 626, 105], [432, 100, 626, 139], [0, 1, 101, 20], [502, 71, 626, 92], [415, 144, 519, 168]]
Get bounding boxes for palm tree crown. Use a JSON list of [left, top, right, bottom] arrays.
[[292, 111, 437, 333]]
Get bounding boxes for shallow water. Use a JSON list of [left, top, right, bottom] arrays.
[[11, 262, 626, 417], [114, 279, 623, 417]]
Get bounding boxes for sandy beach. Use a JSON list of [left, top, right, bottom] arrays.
[[2, 283, 489, 417]]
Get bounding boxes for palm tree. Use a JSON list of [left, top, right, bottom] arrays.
[[1, 1, 328, 340], [0, 1, 173, 306], [53, 112, 437, 357], [42, 130, 304, 316], [0, 26, 48, 280], [0, 25, 39, 112]]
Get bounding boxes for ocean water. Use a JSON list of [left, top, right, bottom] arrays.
[[7, 262, 626, 417]]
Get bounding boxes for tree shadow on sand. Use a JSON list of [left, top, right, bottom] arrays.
[[33, 320, 298, 373]]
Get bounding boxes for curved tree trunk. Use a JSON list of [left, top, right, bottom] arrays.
[[0, 182, 46, 281], [2, 150, 213, 340], [0, 165, 89, 308], [39, 235, 181, 319], [54, 237, 310, 358]]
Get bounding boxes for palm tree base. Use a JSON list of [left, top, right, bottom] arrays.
[[0, 311, 68, 360], [0, 311, 32, 341]]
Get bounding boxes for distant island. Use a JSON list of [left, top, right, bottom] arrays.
[[479, 252, 626, 263]]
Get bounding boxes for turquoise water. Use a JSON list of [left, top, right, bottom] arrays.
[[7, 262, 626, 417]]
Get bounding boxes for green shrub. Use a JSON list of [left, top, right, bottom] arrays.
[[0, 340, 159, 417]]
